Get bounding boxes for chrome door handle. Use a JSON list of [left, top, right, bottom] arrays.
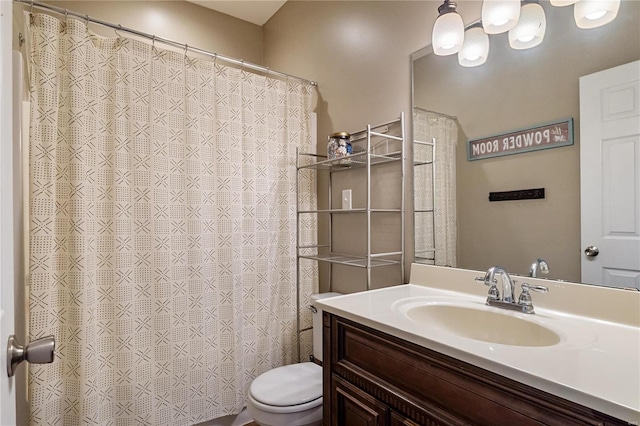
[[584, 246, 599, 257], [6, 335, 55, 377]]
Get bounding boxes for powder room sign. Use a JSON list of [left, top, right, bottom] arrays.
[[467, 119, 573, 161]]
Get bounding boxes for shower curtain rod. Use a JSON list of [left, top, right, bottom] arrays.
[[14, 0, 318, 87]]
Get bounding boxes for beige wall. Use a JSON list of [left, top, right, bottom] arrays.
[[414, 1, 640, 282], [265, 1, 431, 132], [264, 1, 449, 293]]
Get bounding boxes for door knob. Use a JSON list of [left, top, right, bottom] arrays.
[[584, 246, 599, 257], [6, 335, 55, 377]]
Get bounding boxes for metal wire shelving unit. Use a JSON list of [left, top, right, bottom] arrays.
[[296, 113, 406, 294], [294, 114, 406, 361]]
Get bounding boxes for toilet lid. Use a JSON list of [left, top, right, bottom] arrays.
[[249, 362, 322, 407]]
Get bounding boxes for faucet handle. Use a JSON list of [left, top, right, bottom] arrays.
[[474, 276, 497, 285], [476, 276, 500, 301], [518, 283, 549, 312], [521, 283, 549, 293]]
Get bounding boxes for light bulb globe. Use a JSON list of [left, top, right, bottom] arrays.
[[482, 0, 521, 34], [509, 2, 546, 50], [574, 0, 620, 29], [432, 11, 465, 55], [458, 26, 490, 67]]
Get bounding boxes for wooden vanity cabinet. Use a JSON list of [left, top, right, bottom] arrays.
[[322, 313, 629, 426]]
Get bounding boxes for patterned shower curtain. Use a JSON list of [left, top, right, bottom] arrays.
[[413, 108, 457, 267], [27, 14, 316, 425]]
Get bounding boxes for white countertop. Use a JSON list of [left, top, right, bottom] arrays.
[[316, 283, 640, 423]]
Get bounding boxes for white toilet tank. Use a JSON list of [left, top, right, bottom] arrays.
[[310, 292, 342, 362]]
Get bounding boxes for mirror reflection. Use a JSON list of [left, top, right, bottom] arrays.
[[412, 0, 639, 285]]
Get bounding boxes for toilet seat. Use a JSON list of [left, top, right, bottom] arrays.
[[249, 362, 322, 412], [248, 391, 322, 414]]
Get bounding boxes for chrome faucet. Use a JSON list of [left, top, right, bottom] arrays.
[[529, 258, 550, 278], [477, 266, 515, 303], [475, 266, 548, 314]]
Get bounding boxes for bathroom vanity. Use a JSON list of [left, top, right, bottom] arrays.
[[323, 313, 628, 425], [317, 265, 640, 425]]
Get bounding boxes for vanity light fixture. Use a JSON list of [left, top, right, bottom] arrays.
[[549, 0, 580, 6], [481, 0, 521, 34], [458, 23, 490, 67], [574, 0, 620, 28], [438, 0, 621, 68], [432, 0, 465, 56], [509, 0, 546, 50]]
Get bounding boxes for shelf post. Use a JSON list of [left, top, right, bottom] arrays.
[[366, 124, 372, 291], [295, 147, 301, 363]]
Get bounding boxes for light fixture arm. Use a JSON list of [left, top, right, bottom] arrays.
[[466, 21, 484, 30]]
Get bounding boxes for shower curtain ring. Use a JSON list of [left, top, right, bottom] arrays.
[[29, 1, 34, 25], [152, 35, 155, 49], [184, 43, 188, 59], [61, 9, 68, 31], [115, 24, 123, 38]]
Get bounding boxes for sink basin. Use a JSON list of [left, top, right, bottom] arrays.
[[404, 303, 561, 347]]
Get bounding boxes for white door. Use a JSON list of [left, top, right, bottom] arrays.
[[580, 60, 640, 288], [1, 0, 18, 422]]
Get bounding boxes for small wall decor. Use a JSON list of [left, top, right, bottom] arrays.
[[468, 118, 573, 161], [489, 188, 545, 202]]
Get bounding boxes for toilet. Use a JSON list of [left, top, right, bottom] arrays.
[[246, 292, 342, 426]]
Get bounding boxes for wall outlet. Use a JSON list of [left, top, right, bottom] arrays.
[[342, 189, 352, 210]]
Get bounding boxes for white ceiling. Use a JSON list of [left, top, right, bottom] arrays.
[[186, 1, 287, 26]]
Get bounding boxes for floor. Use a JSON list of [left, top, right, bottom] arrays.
[[194, 409, 255, 426]]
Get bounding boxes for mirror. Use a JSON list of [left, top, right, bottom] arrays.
[[412, 1, 639, 284]]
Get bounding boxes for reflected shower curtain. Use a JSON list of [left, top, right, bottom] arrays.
[[413, 109, 457, 267], [27, 14, 316, 425]]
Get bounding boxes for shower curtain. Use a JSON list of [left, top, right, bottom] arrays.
[[27, 14, 316, 425], [413, 109, 457, 267]]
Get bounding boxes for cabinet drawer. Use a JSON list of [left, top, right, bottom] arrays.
[[328, 314, 627, 426], [333, 375, 388, 426]]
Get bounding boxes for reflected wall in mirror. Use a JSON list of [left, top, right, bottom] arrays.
[[412, 0, 639, 284]]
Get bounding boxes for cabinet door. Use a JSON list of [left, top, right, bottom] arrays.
[[332, 375, 388, 426]]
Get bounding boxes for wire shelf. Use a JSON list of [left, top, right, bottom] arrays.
[[298, 208, 403, 214], [298, 253, 402, 268], [297, 150, 402, 172]]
